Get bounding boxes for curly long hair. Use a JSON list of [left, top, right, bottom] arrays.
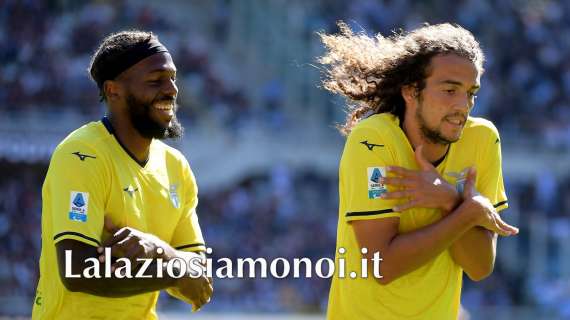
[[318, 22, 484, 135]]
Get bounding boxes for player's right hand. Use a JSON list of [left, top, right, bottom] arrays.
[[98, 216, 178, 271], [461, 167, 519, 236], [169, 275, 213, 312]]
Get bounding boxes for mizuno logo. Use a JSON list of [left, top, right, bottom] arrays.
[[495, 138, 500, 144], [123, 186, 139, 197], [72, 151, 96, 161], [360, 140, 384, 151]]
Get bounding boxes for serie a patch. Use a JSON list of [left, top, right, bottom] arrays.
[[69, 191, 89, 222], [367, 167, 387, 199]]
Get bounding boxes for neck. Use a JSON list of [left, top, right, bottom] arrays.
[[402, 115, 449, 163], [107, 113, 152, 164]]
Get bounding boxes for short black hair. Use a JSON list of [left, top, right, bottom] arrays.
[[88, 30, 155, 101]]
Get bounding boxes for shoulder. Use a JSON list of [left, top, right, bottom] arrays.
[[460, 117, 502, 159], [52, 121, 110, 161], [463, 116, 501, 140], [346, 113, 402, 147], [46, 122, 111, 183], [153, 140, 192, 170], [353, 113, 398, 133]]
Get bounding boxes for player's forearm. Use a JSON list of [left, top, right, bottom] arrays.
[[57, 240, 197, 297], [371, 202, 478, 284], [66, 262, 179, 297], [449, 227, 496, 281]]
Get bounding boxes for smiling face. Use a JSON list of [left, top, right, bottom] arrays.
[[117, 52, 183, 139], [410, 54, 480, 145]]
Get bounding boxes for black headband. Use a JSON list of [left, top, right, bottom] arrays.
[[96, 38, 169, 88]]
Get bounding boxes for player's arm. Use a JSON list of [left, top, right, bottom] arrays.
[[164, 158, 212, 309], [354, 168, 516, 285], [448, 129, 510, 280], [56, 219, 212, 310], [448, 224, 496, 280], [380, 143, 513, 280], [56, 240, 194, 292]]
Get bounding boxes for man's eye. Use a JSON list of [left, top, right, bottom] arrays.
[[445, 89, 456, 94]]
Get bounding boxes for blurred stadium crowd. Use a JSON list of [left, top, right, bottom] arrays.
[[1, 0, 570, 317]]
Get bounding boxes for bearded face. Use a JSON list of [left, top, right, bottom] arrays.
[[125, 92, 184, 140]]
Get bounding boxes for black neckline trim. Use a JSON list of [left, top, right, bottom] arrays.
[[101, 116, 148, 167], [432, 145, 450, 168]]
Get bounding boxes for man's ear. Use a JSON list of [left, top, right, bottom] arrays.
[[401, 84, 418, 105], [103, 80, 122, 102]]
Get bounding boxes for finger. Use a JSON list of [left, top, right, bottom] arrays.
[[495, 216, 519, 235], [199, 295, 208, 308], [201, 286, 212, 303], [380, 190, 412, 200], [488, 216, 514, 236], [493, 220, 513, 236], [193, 299, 205, 312], [415, 145, 436, 171], [493, 225, 511, 237], [103, 235, 135, 266], [110, 236, 138, 258], [110, 258, 129, 274], [101, 227, 131, 248], [393, 199, 419, 212], [386, 166, 416, 177], [204, 280, 214, 298], [124, 242, 144, 262], [462, 167, 477, 198], [104, 216, 120, 234], [381, 177, 414, 187]]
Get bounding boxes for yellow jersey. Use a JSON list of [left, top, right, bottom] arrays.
[[32, 117, 206, 320], [327, 113, 508, 320]]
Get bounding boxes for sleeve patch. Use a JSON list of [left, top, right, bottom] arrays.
[[69, 191, 89, 222], [367, 167, 387, 199]]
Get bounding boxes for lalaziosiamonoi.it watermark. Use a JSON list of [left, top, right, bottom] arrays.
[[64, 247, 384, 280]]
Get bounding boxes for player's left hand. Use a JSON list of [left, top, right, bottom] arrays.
[[97, 216, 178, 271], [380, 145, 461, 213]]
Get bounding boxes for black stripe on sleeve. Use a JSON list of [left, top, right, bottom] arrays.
[[493, 201, 508, 208], [53, 231, 101, 246], [346, 209, 394, 217], [175, 243, 206, 250]]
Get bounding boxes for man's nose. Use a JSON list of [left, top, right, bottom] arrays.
[[455, 93, 473, 111], [163, 79, 178, 98]]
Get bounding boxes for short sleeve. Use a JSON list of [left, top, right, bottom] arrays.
[[46, 141, 108, 247], [476, 127, 508, 212], [169, 162, 206, 252], [341, 127, 401, 221]]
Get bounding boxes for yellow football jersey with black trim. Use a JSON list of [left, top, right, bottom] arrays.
[[327, 113, 507, 320], [32, 118, 205, 320]]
